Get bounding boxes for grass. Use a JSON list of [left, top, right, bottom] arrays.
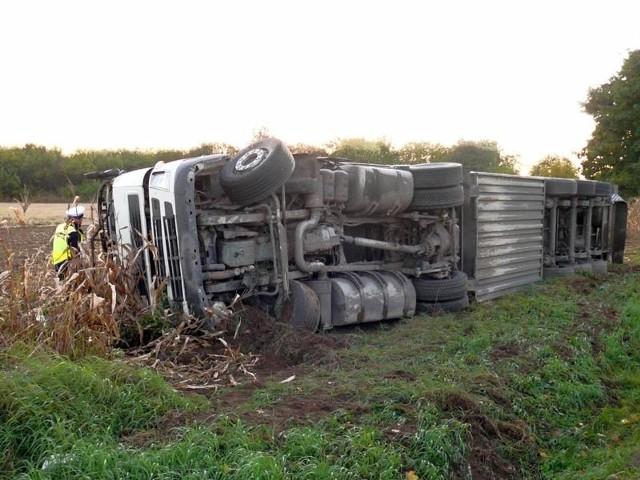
[[1, 205, 640, 478], [1, 263, 639, 479], [626, 200, 640, 264], [0, 344, 196, 477]]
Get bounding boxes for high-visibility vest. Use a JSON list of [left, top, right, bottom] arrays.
[[51, 223, 84, 265]]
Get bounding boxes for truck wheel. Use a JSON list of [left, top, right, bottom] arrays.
[[413, 271, 468, 302], [592, 259, 607, 274], [416, 295, 469, 314], [220, 138, 295, 206], [574, 262, 593, 274], [409, 184, 464, 210], [276, 280, 321, 332], [595, 181, 613, 197], [545, 178, 577, 197], [576, 180, 597, 197], [543, 265, 575, 278], [409, 163, 463, 189]]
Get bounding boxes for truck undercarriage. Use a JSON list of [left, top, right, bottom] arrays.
[[92, 138, 467, 330], [89, 137, 626, 331]]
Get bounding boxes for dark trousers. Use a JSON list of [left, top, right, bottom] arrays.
[[54, 261, 69, 281]]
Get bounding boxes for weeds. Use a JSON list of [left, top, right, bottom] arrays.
[[1, 234, 640, 477], [0, 243, 153, 357]]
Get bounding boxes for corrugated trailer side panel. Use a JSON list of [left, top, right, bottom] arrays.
[[462, 173, 545, 301]]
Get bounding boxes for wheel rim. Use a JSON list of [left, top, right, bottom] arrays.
[[235, 148, 269, 172]]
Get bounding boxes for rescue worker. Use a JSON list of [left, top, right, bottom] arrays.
[[52, 205, 85, 280]]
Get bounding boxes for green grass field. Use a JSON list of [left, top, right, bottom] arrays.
[[2, 255, 640, 479]]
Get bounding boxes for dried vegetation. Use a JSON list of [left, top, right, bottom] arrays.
[[627, 199, 640, 243], [0, 228, 344, 391]]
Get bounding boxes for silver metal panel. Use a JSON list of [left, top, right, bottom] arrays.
[[464, 173, 545, 301]]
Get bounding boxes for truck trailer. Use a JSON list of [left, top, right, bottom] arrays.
[[87, 138, 627, 330]]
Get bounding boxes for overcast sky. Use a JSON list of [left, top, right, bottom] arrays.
[[1, 0, 639, 174]]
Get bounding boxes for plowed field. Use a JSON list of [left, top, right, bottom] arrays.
[[0, 225, 55, 269], [0, 203, 71, 269]]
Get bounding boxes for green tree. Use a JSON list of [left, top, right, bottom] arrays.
[[288, 143, 328, 156], [0, 160, 21, 199], [580, 49, 640, 198], [16, 144, 65, 194], [328, 138, 398, 164], [153, 149, 190, 163], [444, 140, 519, 174], [530, 155, 579, 178], [186, 142, 238, 157], [0, 145, 65, 200], [397, 142, 448, 164], [64, 151, 102, 187]]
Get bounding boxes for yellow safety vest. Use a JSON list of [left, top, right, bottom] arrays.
[[51, 223, 84, 265]]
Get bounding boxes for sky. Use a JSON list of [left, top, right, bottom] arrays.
[[1, 1, 639, 174]]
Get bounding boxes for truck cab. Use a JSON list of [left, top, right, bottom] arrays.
[[91, 139, 465, 330]]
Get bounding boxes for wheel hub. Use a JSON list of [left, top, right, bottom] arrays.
[[235, 148, 268, 172]]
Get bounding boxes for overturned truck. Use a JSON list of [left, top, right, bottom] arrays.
[[88, 138, 627, 330]]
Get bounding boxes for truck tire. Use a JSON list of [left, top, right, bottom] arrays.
[[592, 259, 607, 274], [416, 295, 469, 314], [413, 271, 468, 302], [595, 181, 613, 197], [545, 178, 577, 197], [543, 265, 575, 278], [276, 280, 321, 332], [409, 163, 463, 189], [574, 262, 593, 274], [576, 180, 597, 197], [409, 184, 464, 210], [220, 138, 295, 206]]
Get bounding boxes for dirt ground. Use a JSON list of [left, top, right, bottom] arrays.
[[0, 225, 54, 269], [126, 303, 353, 428], [0, 202, 70, 225], [0, 203, 71, 268]]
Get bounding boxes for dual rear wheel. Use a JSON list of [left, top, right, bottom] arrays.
[[413, 271, 469, 314], [407, 163, 464, 210]]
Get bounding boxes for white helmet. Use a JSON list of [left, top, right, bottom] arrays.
[[65, 205, 85, 218]]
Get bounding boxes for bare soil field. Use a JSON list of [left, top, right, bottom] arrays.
[[0, 203, 87, 268], [0, 225, 53, 269], [0, 202, 71, 225], [0, 202, 88, 271]]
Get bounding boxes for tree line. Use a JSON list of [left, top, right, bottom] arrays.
[[0, 143, 237, 202], [0, 139, 519, 202]]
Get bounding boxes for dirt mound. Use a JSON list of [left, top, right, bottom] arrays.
[[231, 305, 350, 366], [126, 305, 350, 392]]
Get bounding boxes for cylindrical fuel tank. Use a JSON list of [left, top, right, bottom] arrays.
[[330, 271, 416, 326], [341, 165, 413, 215]]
